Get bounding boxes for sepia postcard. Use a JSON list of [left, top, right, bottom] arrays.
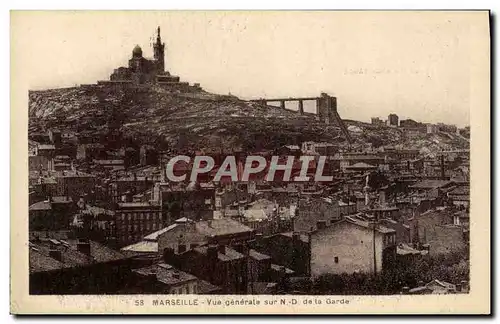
[[10, 10, 490, 315]]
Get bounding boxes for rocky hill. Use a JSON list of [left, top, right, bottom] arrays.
[[28, 85, 468, 153]]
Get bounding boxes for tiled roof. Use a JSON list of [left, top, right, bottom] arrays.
[[194, 245, 245, 262], [38, 144, 55, 150], [143, 223, 179, 241], [29, 201, 51, 211], [121, 240, 159, 253], [344, 216, 396, 234], [117, 202, 160, 209], [347, 162, 376, 168], [196, 219, 254, 237], [133, 263, 197, 286], [93, 159, 124, 165], [271, 264, 295, 274], [397, 243, 424, 256], [29, 249, 71, 273], [410, 180, 454, 189], [29, 238, 127, 273], [249, 249, 271, 261], [197, 280, 221, 294], [280, 232, 309, 243]]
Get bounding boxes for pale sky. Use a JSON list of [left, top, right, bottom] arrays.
[[13, 11, 481, 127]]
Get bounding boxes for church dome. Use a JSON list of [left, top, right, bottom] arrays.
[[132, 45, 143, 57]]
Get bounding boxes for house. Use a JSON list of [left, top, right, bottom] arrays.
[[382, 148, 420, 161], [249, 232, 311, 277], [379, 218, 412, 244], [452, 210, 469, 227], [115, 201, 163, 246], [163, 244, 248, 294], [140, 145, 159, 166], [301, 142, 338, 156], [308, 215, 397, 276], [108, 175, 155, 203], [405, 279, 469, 295], [334, 153, 385, 172], [154, 182, 215, 223], [344, 162, 378, 173], [29, 155, 53, 172], [409, 180, 456, 192], [294, 197, 356, 232], [129, 263, 202, 294], [366, 206, 400, 221], [54, 170, 96, 201], [122, 217, 255, 255], [447, 186, 469, 209], [29, 196, 75, 231], [29, 236, 133, 294], [427, 124, 439, 134], [415, 208, 466, 256], [37, 144, 56, 158], [93, 159, 125, 172], [76, 143, 106, 160]]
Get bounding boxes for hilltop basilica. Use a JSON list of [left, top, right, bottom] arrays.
[[105, 27, 197, 89]]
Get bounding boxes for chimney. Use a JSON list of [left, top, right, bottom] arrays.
[[146, 272, 157, 284], [178, 244, 186, 253], [461, 280, 469, 292], [401, 286, 410, 294], [255, 233, 264, 246], [163, 247, 176, 263], [241, 243, 250, 256], [456, 283, 462, 292], [217, 244, 226, 255], [207, 244, 218, 262], [77, 240, 91, 255], [316, 220, 327, 230], [379, 190, 386, 206], [440, 155, 445, 180], [49, 249, 62, 261], [172, 271, 181, 280]]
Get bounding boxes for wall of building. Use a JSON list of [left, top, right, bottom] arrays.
[[310, 222, 385, 276], [115, 206, 162, 245], [294, 199, 341, 232], [170, 280, 198, 294], [157, 224, 207, 254]]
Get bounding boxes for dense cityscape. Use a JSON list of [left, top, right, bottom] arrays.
[[28, 27, 470, 296]]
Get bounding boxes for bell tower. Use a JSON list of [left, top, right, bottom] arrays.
[[153, 26, 165, 73]]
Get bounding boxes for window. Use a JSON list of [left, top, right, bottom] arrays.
[[334, 257, 339, 264]]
